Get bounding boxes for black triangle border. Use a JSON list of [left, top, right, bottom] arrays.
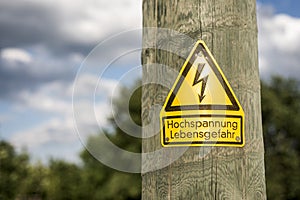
[[165, 42, 240, 112]]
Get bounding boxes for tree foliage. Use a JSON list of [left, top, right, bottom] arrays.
[[0, 141, 29, 199], [46, 160, 84, 199], [262, 77, 300, 200]]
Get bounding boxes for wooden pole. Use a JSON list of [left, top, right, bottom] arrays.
[[142, 0, 267, 199]]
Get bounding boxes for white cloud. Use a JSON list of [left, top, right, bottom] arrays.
[[10, 74, 118, 162], [0, 0, 142, 47], [11, 116, 83, 163], [14, 73, 118, 115], [1, 48, 32, 66], [15, 80, 70, 114], [11, 118, 74, 148], [57, 0, 142, 44], [0, 45, 81, 90], [72, 73, 118, 98], [258, 5, 300, 79], [11, 99, 112, 152]]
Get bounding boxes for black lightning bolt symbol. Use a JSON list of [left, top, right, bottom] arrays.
[[192, 63, 209, 103]]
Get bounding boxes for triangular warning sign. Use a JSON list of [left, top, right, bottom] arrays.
[[165, 41, 240, 112], [160, 40, 245, 147]]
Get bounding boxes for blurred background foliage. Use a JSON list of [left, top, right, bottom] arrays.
[[1, 76, 300, 199], [261, 77, 300, 199]]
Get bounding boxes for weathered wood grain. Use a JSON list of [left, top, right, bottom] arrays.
[[142, 0, 266, 199]]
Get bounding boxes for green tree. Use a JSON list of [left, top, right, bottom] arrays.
[[17, 162, 48, 199], [80, 81, 142, 200], [262, 76, 300, 200], [0, 142, 84, 200], [0, 140, 29, 199], [45, 159, 84, 200]]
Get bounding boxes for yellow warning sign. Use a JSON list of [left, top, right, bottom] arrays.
[[160, 40, 245, 147]]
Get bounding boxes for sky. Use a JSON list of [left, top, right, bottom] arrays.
[[0, 0, 299, 163]]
